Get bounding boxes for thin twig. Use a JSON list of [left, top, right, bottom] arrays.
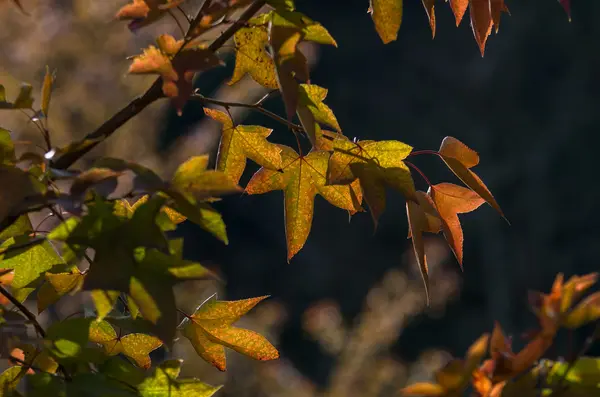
[[176, 5, 191, 24], [0, 286, 46, 338], [191, 93, 302, 131], [51, 0, 267, 170], [168, 9, 186, 37]]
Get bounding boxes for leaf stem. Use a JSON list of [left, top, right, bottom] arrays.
[[408, 149, 441, 158], [405, 160, 432, 187]]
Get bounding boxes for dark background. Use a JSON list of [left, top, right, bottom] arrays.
[[159, 0, 600, 387]]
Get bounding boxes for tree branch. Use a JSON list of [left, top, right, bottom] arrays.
[[50, 0, 267, 171], [0, 285, 46, 338]]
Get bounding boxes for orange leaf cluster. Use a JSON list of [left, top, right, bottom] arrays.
[[402, 272, 600, 397], [128, 35, 223, 115]]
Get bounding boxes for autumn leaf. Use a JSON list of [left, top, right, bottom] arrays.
[[37, 269, 84, 314], [181, 295, 278, 371], [268, 9, 336, 143], [188, 0, 253, 37], [116, 0, 185, 31], [89, 320, 162, 369], [204, 108, 283, 184], [401, 333, 489, 396], [138, 360, 222, 396], [128, 39, 224, 115], [91, 290, 120, 321], [246, 146, 362, 261], [229, 23, 279, 89], [491, 0, 510, 33], [69, 167, 121, 200], [296, 84, 341, 147], [439, 136, 504, 219], [41, 66, 56, 117], [115, 194, 186, 225], [428, 182, 484, 267], [422, 0, 436, 38], [170, 155, 241, 201], [369, 0, 403, 44], [406, 192, 443, 304], [327, 139, 415, 227], [0, 366, 25, 395], [10, 344, 58, 374]]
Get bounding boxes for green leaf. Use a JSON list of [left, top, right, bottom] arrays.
[[169, 196, 228, 244], [138, 360, 221, 397], [0, 366, 25, 396], [0, 128, 16, 166], [0, 237, 65, 291], [171, 155, 241, 202], [44, 318, 105, 363]]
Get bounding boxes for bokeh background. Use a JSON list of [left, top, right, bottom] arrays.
[[1, 0, 600, 396]]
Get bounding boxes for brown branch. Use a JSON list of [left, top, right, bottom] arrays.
[[0, 286, 46, 338], [50, 0, 267, 171]]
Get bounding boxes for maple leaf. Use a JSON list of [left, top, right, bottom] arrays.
[[204, 108, 283, 184], [296, 84, 341, 147], [246, 146, 362, 261], [401, 333, 489, 396], [138, 359, 222, 396], [369, 0, 403, 44], [268, 10, 336, 144], [438, 136, 505, 219], [327, 139, 415, 228], [229, 23, 279, 89], [115, 194, 186, 225], [116, 0, 185, 31], [53, 197, 212, 344], [528, 273, 600, 330], [428, 182, 484, 267], [37, 269, 84, 314], [406, 191, 442, 304], [9, 344, 58, 375], [181, 295, 279, 371], [128, 38, 224, 115], [89, 320, 162, 369]]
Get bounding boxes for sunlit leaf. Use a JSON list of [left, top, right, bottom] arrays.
[[428, 182, 484, 267], [91, 290, 120, 321], [171, 155, 241, 201], [138, 360, 222, 396], [89, 320, 162, 369], [328, 139, 414, 227], [369, 0, 403, 44], [116, 0, 186, 31], [204, 108, 283, 184], [0, 83, 33, 110], [246, 146, 362, 260], [182, 295, 278, 371], [296, 84, 341, 147], [41, 66, 56, 117], [37, 269, 84, 314], [229, 24, 279, 89]]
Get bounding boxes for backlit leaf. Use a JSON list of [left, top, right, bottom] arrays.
[[246, 146, 362, 260], [400, 382, 445, 396], [369, 0, 403, 44], [182, 295, 278, 371], [0, 83, 33, 110], [171, 155, 241, 201], [91, 290, 120, 321], [327, 139, 415, 227], [406, 199, 430, 304], [116, 0, 185, 31], [428, 182, 484, 267], [11, 344, 58, 374], [439, 136, 504, 218], [129, 43, 223, 115], [204, 108, 283, 184], [0, 366, 25, 396], [296, 84, 341, 148], [41, 66, 55, 117], [229, 24, 278, 89], [422, 0, 436, 38], [138, 360, 221, 397], [89, 321, 162, 369], [37, 270, 84, 314]]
